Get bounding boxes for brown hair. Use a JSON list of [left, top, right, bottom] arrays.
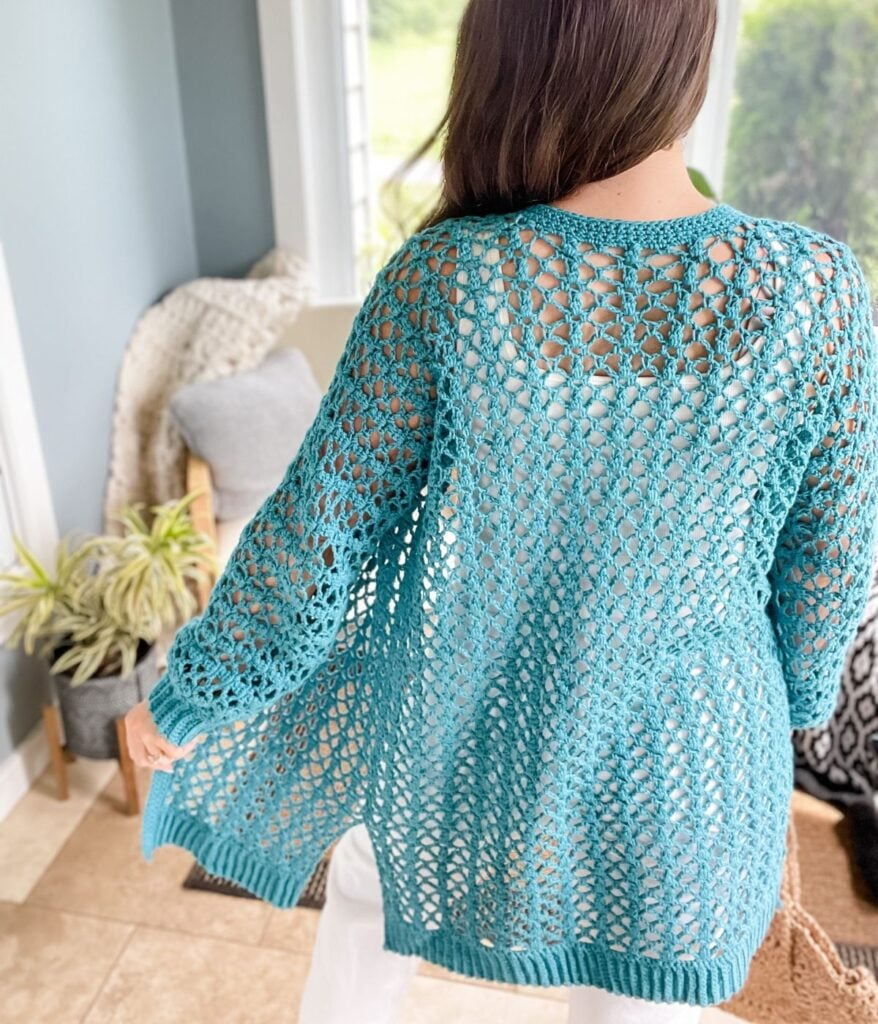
[[386, 0, 717, 233]]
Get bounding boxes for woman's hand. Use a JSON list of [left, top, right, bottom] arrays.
[[124, 698, 199, 772]]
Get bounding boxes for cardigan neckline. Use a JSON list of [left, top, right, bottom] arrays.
[[522, 199, 748, 244]]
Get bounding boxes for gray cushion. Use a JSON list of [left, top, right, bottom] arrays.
[[169, 347, 323, 521]]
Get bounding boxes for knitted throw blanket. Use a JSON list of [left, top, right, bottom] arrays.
[[141, 202, 878, 1007], [102, 248, 310, 532]]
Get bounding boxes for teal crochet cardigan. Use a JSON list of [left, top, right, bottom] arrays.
[[142, 201, 878, 1006]]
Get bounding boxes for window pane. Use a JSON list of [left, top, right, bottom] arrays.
[[363, 0, 466, 269], [723, 0, 878, 319]]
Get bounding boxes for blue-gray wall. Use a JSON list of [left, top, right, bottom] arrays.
[[0, 0, 273, 763], [171, 0, 275, 277], [1, 0, 199, 540]]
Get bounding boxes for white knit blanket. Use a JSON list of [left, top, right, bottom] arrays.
[[102, 248, 311, 533]]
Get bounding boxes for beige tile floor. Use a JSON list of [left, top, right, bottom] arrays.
[[0, 761, 745, 1023]]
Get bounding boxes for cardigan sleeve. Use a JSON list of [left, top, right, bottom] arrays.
[[147, 238, 437, 745], [766, 242, 878, 730]]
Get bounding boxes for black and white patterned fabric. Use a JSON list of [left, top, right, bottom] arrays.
[[794, 548, 878, 804]]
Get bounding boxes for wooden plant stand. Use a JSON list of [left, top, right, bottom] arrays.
[[41, 704, 141, 815], [36, 458, 217, 819]]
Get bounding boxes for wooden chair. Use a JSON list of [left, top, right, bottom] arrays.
[[185, 452, 219, 613]]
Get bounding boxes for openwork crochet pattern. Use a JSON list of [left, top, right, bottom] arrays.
[[143, 201, 878, 1006]]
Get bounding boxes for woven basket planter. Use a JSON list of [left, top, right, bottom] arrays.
[[53, 641, 160, 760]]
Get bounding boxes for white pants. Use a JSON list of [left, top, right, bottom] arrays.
[[298, 823, 703, 1024]]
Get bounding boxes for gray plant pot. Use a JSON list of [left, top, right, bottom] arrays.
[[53, 641, 160, 760]]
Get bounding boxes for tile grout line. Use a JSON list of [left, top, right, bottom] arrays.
[[77, 920, 138, 1024], [24, 888, 279, 950], [2, 906, 734, 1019], [22, 769, 285, 951], [0, 762, 119, 905], [114, 916, 312, 956], [254, 899, 279, 946]]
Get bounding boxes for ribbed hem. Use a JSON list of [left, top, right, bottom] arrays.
[[382, 897, 779, 1006], [144, 771, 782, 1006], [141, 776, 320, 909]]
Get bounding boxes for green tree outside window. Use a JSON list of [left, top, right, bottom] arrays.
[[724, 0, 878, 319]]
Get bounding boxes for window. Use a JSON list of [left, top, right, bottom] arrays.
[[265, 0, 877, 313], [258, 0, 463, 302], [717, 0, 878, 319], [360, 0, 466, 282], [340, 0, 374, 293]]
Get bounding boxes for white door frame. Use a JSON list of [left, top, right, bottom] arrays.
[[0, 241, 59, 819], [0, 242, 58, 640]]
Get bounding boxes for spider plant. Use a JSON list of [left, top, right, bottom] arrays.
[[0, 491, 216, 685]]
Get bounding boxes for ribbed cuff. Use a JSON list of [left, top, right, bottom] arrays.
[[788, 699, 835, 731], [148, 674, 211, 747]]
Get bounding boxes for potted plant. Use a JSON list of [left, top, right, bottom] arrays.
[[0, 492, 216, 760]]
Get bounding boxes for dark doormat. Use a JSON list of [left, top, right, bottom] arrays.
[[835, 942, 878, 980], [182, 847, 333, 910]]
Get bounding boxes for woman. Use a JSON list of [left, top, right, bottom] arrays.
[[126, 1, 878, 1022]]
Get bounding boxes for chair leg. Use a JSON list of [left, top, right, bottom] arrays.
[[41, 704, 68, 801], [115, 717, 139, 816]]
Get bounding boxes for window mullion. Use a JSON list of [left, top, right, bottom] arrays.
[[684, 0, 743, 199]]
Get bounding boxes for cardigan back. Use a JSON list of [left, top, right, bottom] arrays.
[[142, 200, 878, 1006]]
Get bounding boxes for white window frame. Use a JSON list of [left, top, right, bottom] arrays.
[[684, 0, 744, 199], [0, 243, 58, 642], [258, 0, 372, 307], [259, 0, 744, 307]]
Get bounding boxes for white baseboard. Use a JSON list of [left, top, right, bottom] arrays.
[[0, 720, 49, 823]]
